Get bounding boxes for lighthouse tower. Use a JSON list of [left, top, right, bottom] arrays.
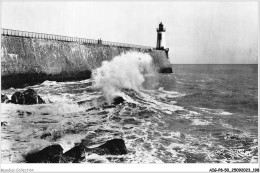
[[156, 22, 166, 50]]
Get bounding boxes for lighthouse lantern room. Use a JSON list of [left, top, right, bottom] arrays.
[[156, 22, 166, 50]]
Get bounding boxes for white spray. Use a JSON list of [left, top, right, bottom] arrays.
[[92, 51, 155, 103]]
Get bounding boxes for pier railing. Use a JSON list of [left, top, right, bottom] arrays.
[[1, 28, 153, 50]]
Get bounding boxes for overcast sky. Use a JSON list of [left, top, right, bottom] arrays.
[[2, 1, 259, 64]]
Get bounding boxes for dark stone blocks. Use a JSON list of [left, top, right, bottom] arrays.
[[159, 67, 173, 73]]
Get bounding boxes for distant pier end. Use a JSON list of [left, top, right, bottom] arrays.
[[1, 28, 172, 89]]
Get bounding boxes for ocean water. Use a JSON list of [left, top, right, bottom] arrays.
[[1, 53, 258, 163]]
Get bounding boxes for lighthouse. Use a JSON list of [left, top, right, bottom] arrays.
[[156, 22, 166, 50]]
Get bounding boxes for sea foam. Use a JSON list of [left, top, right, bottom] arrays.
[[92, 51, 155, 103]]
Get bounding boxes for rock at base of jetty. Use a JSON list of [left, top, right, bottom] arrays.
[[11, 88, 45, 105], [1, 94, 10, 103], [25, 145, 63, 163], [159, 67, 173, 73]]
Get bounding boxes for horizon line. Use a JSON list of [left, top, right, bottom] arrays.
[[171, 63, 258, 65]]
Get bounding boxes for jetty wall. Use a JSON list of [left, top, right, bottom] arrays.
[[1, 29, 172, 89]]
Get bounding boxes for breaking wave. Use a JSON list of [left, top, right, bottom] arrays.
[[92, 52, 155, 103]]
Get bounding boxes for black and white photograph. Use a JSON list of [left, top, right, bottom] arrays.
[[1, 0, 259, 172]]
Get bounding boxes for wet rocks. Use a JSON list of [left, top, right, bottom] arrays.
[[23, 88, 45, 104], [40, 131, 63, 141], [11, 88, 45, 105], [16, 110, 33, 117], [100, 96, 125, 109], [62, 138, 127, 163], [87, 139, 127, 155], [112, 96, 125, 105], [62, 145, 86, 163], [159, 67, 173, 73], [11, 92, 25, 104], [79, 95, 125, 110], [40, 133, 52, 139], [1, 121, 8, 126], [1, 94, 10, 103], [25, 139, 127, 163], [25, 145, 63, 163]]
